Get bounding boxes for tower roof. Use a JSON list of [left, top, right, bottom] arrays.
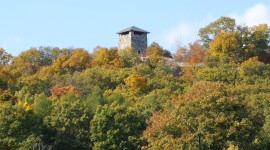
[[117, 26, 150, 34]]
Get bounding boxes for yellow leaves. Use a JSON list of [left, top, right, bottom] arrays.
[[227, 144, 239, 150], [52, 48, 91, 74], [209, 32, 242, 63], [251, 24, 268, 33], [17, 100, 32, 111], [52, 55, 69, 73], [146, 42, 163, 56], [209, 32, 239, 57], [124, 73, 147, 94], [91, 47, 123, 68], [35, 66, 54, 80], [206, 22, 269, 63], [146, 42, 170, 66], [241, 56, 259, 65], [62, 48, 91, 71], [51, 48, 91, 74]]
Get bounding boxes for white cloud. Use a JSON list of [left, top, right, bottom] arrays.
[[230, 3, 270, 26], [166, 24, 189, 46], [164, 23, 191, 43], [159, 3, 270, 53], [159, 23, 198, 52]]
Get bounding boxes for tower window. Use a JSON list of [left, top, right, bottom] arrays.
[[134, 31, 144, 35]]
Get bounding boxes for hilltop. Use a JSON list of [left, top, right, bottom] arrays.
[[0, 16, 270, 149]]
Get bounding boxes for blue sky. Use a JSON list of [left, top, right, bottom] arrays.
[[1, 0, 270, 56]]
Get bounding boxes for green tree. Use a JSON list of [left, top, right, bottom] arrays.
[[199, 16, 236, 47], [44, 98, 92, 149], [196, 64, 239, 84], [84, 86, 106, 113], [146, 42, 171, 67], [33, 93, 52, 119], [236, 24, 270, 63], [37, 46, 73, 65], [202, 18, 270, 63], [0, 103, 38, 149], [239, 57, 270, 77], [11, 48, 45, 76], [262, 97, 270, 148], [118, 47, 142, 67], [90, 102, 147, 150], [233, 78, 270, 148], [71, 67, 131, 95], [144, 81, 258, 149]]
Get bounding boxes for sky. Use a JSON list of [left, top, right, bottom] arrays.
[[1, 0, 270, 56]]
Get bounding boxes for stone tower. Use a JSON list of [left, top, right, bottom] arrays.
[[117, 26, 149, 55]]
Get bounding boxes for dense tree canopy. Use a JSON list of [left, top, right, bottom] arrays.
[[90, 102, 147, 150], [0, 16, 270, 149]]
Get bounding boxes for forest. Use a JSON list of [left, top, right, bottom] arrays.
[[0, 16, 270, 150]]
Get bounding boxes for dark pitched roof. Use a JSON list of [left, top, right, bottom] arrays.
[[117, 26, 150, 34]]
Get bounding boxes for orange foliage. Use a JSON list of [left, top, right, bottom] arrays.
[[180, 67, 196, 82], [51, 48, 91, 74], [143, 111, 171, 134], [62, 48, 91, 72], [51, 84, 81, 99], [173, 47, 187, 62], [186, 41, 205, 64]]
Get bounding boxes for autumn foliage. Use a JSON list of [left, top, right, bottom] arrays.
[[0, 16, 270, 149], [124, 73, 147, 94], [51, 84, 81, 99]]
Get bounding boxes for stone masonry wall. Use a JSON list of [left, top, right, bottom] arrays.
[[131, 32, 147, 53], [118, 31, 147, 54], [118, 33, 132, 50]]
